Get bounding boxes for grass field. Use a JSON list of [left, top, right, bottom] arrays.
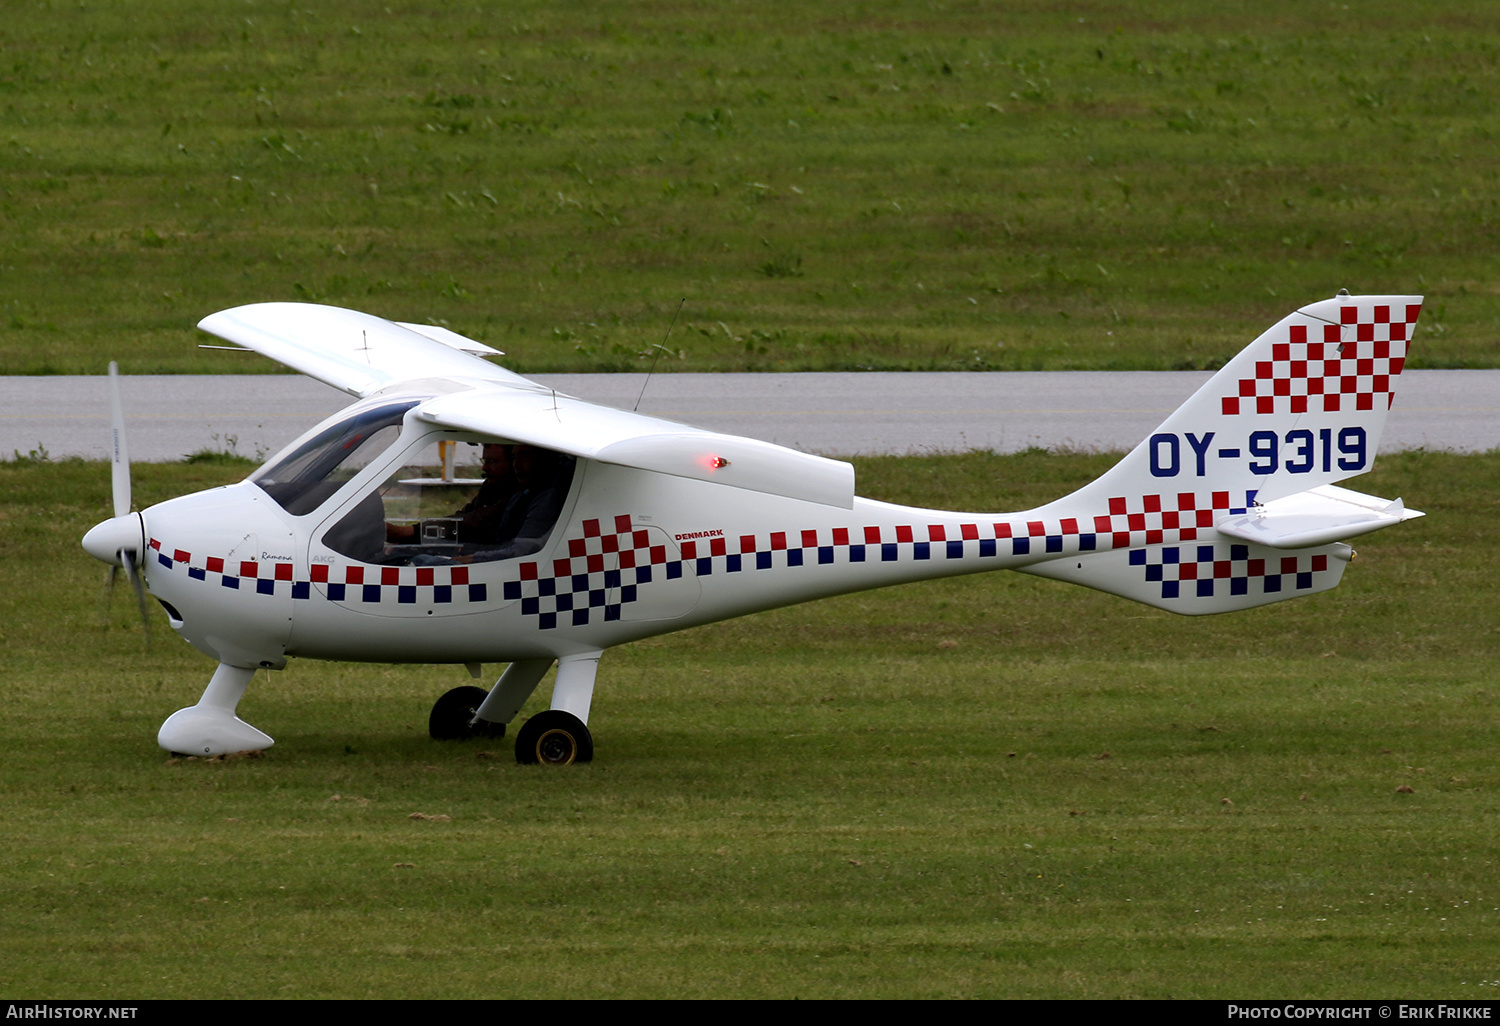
[[3, 0, 1499, 375], [4, 0, 1498, 1000], [3, 449, 1497, 998]]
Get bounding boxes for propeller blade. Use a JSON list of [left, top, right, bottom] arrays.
[[94, 362, 150, 649], [108, 361, 131, 520], [99, 564, 118, 626], [122, 548, 152, 650]]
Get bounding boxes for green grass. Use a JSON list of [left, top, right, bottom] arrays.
[[3, 449, 1498, 998], [3, 0, 1500, 375]]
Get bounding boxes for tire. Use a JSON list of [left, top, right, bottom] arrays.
[[428, 685, 505, 741], [514, 710, 593, 765]]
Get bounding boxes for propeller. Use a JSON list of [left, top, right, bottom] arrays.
[[83, 362, 151, 645]]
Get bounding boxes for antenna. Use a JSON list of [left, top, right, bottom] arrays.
[[634, 299, 686, 412]]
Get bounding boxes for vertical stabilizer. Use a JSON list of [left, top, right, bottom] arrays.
[[1067, 293, 1421, 510]]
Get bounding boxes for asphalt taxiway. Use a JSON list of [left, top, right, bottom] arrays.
[[2, 370, 1494, 463]]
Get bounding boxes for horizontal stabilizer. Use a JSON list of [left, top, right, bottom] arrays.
[[1215, 485, 1423, 549]]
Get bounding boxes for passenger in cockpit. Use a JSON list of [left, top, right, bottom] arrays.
[[465, 444, 574, 561]]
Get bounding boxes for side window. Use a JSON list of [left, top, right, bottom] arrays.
[[322, 440, 576, 566]]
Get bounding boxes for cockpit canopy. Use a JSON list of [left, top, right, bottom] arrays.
[[249, 398, 575, 567]]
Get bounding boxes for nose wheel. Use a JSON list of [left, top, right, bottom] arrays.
[[428, 685, 505, 740], [515, 710, 593, 765]]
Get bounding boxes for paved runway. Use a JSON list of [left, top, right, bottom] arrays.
[[3, 370, 1495, 463]]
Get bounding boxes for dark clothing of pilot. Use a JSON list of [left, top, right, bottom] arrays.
[[451, 475, 517, 544], [465, 449, 574, 560]]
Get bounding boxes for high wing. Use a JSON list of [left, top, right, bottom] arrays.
[[198, 302, 855, 509], [414, 388, 854, 508], [198, 302, 535, 398]]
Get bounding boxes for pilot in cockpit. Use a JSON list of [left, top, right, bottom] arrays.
[[389, 443, 574, 565], [386, 443, 517, 547]]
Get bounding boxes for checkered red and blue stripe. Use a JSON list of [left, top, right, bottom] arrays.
[[1129, 546, 1331, 600], [1222, 302, 1419, 416], [147, 484, 1338, 630], [148, 537, 488, 604]]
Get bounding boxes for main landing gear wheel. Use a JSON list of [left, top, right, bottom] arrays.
[[428, 686, 505, 741], [515, 710, 593, 766]]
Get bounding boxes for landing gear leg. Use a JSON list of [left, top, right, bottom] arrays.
[[157, 663, 274, 756], [473, 658, 553, 729]]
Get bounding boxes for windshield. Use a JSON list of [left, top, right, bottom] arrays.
[[251, 400, 420, 515]]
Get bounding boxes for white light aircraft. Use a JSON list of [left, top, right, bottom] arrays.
[[83, 292, 1424, 764]]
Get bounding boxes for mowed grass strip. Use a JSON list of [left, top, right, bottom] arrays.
[[2, 0, 1499, 375], [1, 449, 1497, 998]]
